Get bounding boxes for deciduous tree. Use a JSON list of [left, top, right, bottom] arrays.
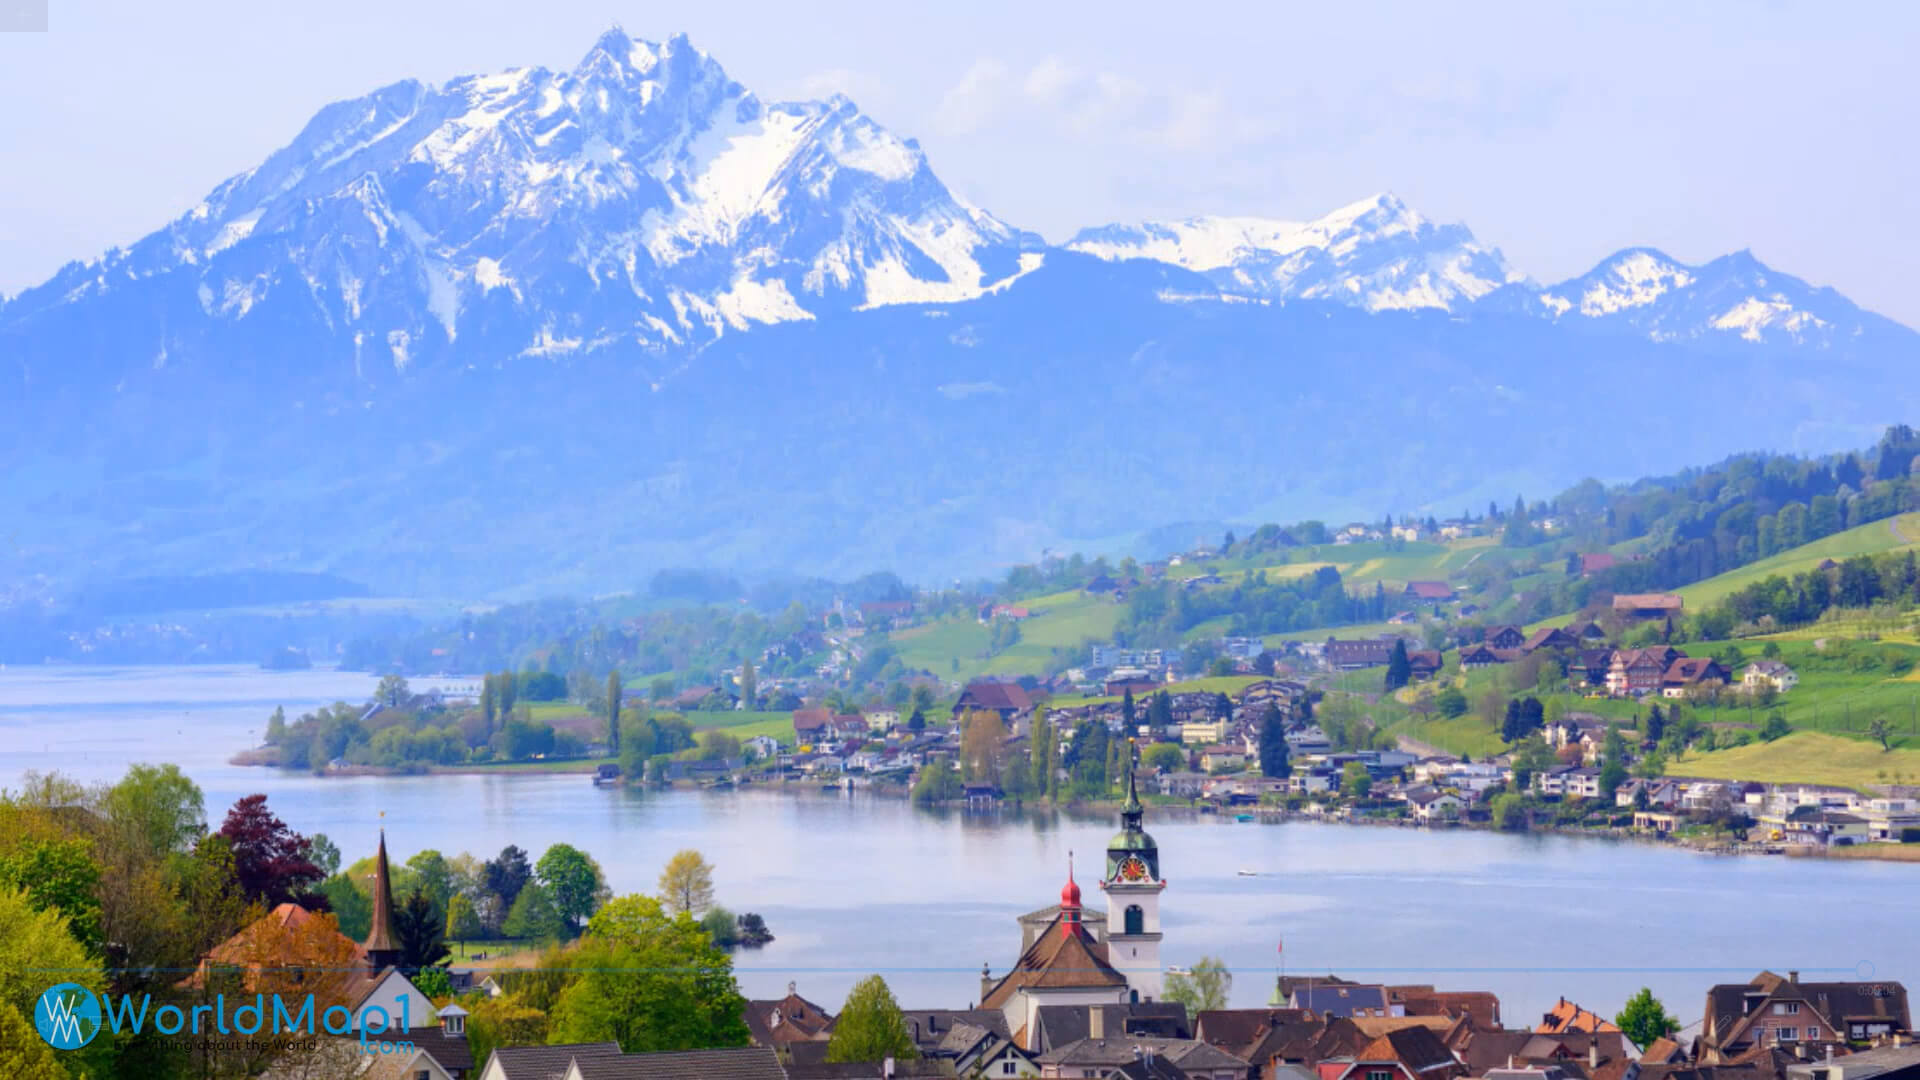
[[826, 974, 918, 1063], [658, 849, 715, 916], [1615, 987, 1679, 1046], [1164, 956, 1233, 1015], [548, 895, 749, 1052], [536, 843, 606, 933], [217, 794, 324, 908]]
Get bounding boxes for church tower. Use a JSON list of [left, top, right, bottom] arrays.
[[363, 829, 402, 975], [1099, 741, 1164, 1002]]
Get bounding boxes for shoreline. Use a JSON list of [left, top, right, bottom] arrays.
[[228, 754, 1920, 865]]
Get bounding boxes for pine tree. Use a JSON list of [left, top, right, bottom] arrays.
[[1258, 705, 1291, 779], [739, 659, 757, 710], [480, 676, 497, 740], [1384, 640, 1412, 691], [1122, 688, 1136, 731], [606, 671, 622, 753]]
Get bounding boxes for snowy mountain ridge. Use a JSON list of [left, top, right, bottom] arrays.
[[1, 27, 1909, 378]]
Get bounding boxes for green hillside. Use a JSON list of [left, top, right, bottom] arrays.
[[1673, 731, 1920, 791], [1677, 513, 1920, 609]]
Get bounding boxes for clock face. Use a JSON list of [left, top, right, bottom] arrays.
[[1117, 856, 1149, 883]]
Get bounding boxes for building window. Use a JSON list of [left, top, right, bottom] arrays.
[[1369, 1070, 1395, 1080], [1125, 905, 1145, 935], [1002, 1062, 1018, 1075], [1773, 1002, 1801, 1015], [1777, 1028, 1798, 1042]]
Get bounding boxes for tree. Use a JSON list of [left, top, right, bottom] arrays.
[[1164, 956, 1233, 1015], [0, 885, 106, 1069], [485, 845, 534, 911], [1143, 742, 1186, 773], [659, 849, 716, 916], [1122, 688, 1137, 731], [1435, 687, 1469, 718], [606, 671, 622, 753], [1341, 760, 1372, 800], [405, 849, 454, 910], [102, 762, 205, 857], [1869, 715, 1895, 751], [394, 888, 451, 975], [1491, 793, 1528, 831], [1384, 640, 1412, 691], [537, 843, 606, 933], [1646, 703, 1666, 744], [548, 894, 750, 1052], [446, 892, 482, 941], [0, 837, 104, 953], [502, 882, 566, 941], [0, 1003, 65, 1080], [308, 833, 342, 876], [218, 794, 324, 907], [1258, 705, 1291, 779], [1615, 987, 1680, 1047], [826, 974, 918, 1063], [480, 676, 498, 740], [1761, 710, 1792, 742], [960, 709, 1009, 784], [738, 661, 757, 711], [701, 905, 739, 948]]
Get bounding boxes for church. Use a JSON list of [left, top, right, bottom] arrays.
[[980, 752, 1168, 1037]]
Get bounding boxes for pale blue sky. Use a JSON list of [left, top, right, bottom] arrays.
[[3, 0, 1917, 324]]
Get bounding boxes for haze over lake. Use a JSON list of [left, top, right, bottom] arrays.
[[3, 664, 1913, 1021]]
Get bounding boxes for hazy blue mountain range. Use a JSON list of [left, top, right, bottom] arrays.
[[3, 29, 1916, 602]]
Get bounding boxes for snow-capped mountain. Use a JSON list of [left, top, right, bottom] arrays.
[[1066, 194, 1525, 312], [2, 28, 1038, 370], [1536, 248, 1896, 347]]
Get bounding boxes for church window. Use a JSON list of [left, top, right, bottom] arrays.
[[1125, 905, 1144, 935]]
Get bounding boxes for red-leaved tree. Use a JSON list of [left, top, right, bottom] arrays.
[[218, 794, 326, 908]]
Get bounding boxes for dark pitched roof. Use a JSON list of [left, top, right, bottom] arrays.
[[1107, 1057, 1194, 1080], [483, 1042, 622, 1080], [1360, 1026, 1460, 1073], [572, 1046, 787, 1080], [363, 1027, 473, 1074], [1036, 1036, 1248, 1071], [957, 680, 1034, 712], [785, 1061, 951, 1079], [744, 988, 835, 1046], [1705, 973, 1910, 1049], [1032, 1004, 1191, 1053], [1194, 1008, 1313, 1057]]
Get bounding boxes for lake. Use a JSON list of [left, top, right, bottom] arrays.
[[2, 664, 1915, 1026]]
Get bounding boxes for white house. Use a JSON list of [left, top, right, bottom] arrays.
[[1743, 660, 1799, 693], [1408, 789, 1465, 823]]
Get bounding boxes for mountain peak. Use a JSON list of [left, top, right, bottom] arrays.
[[1066, 194, 1513, 313]]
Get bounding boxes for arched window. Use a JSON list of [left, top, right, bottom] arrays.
[[1124, 905, 1144, 935], [1130, 989, 1140, 1004]]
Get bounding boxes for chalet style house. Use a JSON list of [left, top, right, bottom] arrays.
[[1699, 972, 1911, 1060]]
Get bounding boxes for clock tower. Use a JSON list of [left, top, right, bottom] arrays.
[[1100, 741, 1165, 1002]]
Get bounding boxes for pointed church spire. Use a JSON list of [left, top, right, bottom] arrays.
[[363, 828, 400, 972], [1121, 737, 1143, 828]]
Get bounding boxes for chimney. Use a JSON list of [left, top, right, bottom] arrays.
[[1589, 1039, 1600, 1069], [981, 962, 994, 1003], [1091, 1007, 1106, 1040], [1790, 971, 1800, 984]]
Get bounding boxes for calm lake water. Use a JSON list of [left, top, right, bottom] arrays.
[[2, 664, 1915, 1026]]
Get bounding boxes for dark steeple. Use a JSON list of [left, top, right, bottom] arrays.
[[363, 829, 401, 974]]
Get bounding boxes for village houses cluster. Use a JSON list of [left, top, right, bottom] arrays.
[[252, 804, 1920, 1080]]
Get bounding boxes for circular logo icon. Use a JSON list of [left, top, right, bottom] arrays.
[[34, 983, 102, 1050]]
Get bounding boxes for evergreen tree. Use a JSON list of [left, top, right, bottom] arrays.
[[1646, 703, 1666, 744], [606, 671, 622, 753], [1384, 640, 1412, 691], [480, 676, 497, 740], [738, 660, 756, 710], [1258, 705, 1291, 779], [1122, 688, 1136, 731]]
